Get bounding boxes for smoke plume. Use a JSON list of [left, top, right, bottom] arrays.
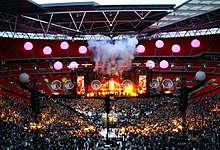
[[87, 36, 138, 76]]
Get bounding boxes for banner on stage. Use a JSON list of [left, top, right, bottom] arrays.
[[77, 76, 85, 94], [138, 75, 146, 93]]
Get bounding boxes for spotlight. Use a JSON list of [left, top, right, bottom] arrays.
[[49, 64, 53, 70], [165, 90, 172, 94], [18, 66, 23, 70], [186, 64, 191, 68], [44, 78, 49, 83], [174, 76, 181, 82], [170, 63, 175, 68], [201, 64, 207, 68], [34, 66, 38, 70], [156, 76, 163, 82]]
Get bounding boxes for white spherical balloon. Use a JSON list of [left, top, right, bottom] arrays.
[[19, 73, 29, 83], [69, 61, 78, 70], [195, 71, 206, 81]]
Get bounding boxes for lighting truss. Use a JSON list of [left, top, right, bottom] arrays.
[[0, 27, 219, 40]]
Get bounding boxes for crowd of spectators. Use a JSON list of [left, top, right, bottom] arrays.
[[0, 91, 219, 149], [195, 91, 220, 111]]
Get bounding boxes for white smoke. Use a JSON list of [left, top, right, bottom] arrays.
[[87, 36, 138, 76]]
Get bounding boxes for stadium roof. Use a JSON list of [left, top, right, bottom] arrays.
[[0, 0, 219, 39]]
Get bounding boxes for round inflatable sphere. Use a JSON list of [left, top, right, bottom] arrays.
[[195, 71, 206, 81], [19, 73, 29, 83]]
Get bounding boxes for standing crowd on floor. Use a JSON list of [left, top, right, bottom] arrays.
[[0, 93, 219, 149]]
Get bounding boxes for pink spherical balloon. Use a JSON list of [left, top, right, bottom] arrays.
[[43, 46, 52, 55], [146, 60, 155, 69], [159, 60, 169, 69], [60, 41, 69, 50], [155, 40, 164, 48], [172, 44, 181, 53], [191, 39, 200, 48], [79, 46, 87, 54], [136, 45, 145, 53], [24, 42, 33, 50], [69, 61, 78, 70], [54, 61, 63, 70]]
